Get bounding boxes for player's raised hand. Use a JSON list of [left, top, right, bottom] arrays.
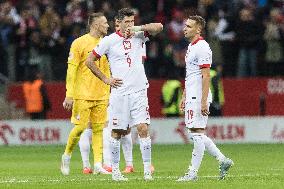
[[201, 101, 210, 116], [105, 77, 123, 88], [63, 97, 73, 111], [124, 27, 135, 38]]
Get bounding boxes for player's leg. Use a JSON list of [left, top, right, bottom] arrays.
[[202, 134, 233, 179], [102, 121, 112, 172], [121, 128, 134, 173], [61, 100, 91, 175], [203, 135, 234, 179], [201, 103, 233, 179], [136, 124, 152, 181], [90, 100, 110, 174], [177, 132, 204, 182], [78, 123, 92, 174], [130, 89, 152, 180], [109, 94, 129, 181], [177, 102, 205, 181], [110, 129, 129, 181]]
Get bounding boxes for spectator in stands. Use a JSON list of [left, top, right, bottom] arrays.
[[264, 8, 284, 75], [0, 0, 20, 47], [235, 8, 264, 77], [66, 0, 86, 25], [28, 30, 44, 69], [0, 0, 20, 77], [15, 7, 37, 81], [1, 0, 283, 80], [167, 9, 187, 73], [214, 7, 238, 77], [22, 68, 50, 119]]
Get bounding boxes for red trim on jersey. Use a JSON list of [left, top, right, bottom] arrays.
[[199, 64, 211, 68], [144, 31, 150, 37], [92, 50, 101, 59], [191, 36, 204, 46], [116, 31, 124, 37], [142, 56, 147, 60]]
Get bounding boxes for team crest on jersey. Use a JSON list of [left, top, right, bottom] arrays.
[[123, 40, 131, 50], [76, 114, 80, 120]]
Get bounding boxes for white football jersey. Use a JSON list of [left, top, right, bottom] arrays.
[[185, 37, 212, 103], [93, 31, 149, 95]]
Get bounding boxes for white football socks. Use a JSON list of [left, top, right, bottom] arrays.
[[110, 137, 121, 172], [189, 133, 205, 172], [121, 133, 133, 167], [188, 132, 227, 173], [202, 135, 225, 162], [139, 136, 151, 173], [78, 128, 92, 168]]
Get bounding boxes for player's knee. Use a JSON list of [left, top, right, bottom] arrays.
[[111, 129, 125, 139], [137, 124, 149, 138], [79, 140, 90, 151], [73, 125, 85, 136], [91, 123, 104, 134]]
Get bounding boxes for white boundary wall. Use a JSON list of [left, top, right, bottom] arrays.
[[0, 117, 284, 145]]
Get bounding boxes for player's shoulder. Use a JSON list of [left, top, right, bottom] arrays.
[[104, 32, 120, 40], [98, 32, 119, 45], [197, 39, 209, 46], [72, 34, 89, 45], [196, 39, 211, 50]]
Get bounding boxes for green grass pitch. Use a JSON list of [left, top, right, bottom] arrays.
[[0, 144, 283, 189]]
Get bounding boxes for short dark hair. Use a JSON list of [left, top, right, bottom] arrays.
[[117, 8, 134, 20], [188, 15, 206, 30], [88, 12, 104, 26]]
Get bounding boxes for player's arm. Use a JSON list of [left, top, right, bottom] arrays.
[[201, 67, 210, 116], [63, 43, 79, 111], [85, 52, 123, 88], [131, 23, 163, 36]]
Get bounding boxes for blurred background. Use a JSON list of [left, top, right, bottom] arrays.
[[0, 0, 284, 145]]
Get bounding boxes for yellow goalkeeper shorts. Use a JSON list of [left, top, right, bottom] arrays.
[[71, 99, 108, 126]]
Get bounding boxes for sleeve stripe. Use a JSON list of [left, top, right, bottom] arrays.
[[142, 56, 147, 61], [92, 50, 101, 59], [199, 64, 211, 68]]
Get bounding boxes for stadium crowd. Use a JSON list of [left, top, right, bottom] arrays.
[[0, 0, 283, 81]]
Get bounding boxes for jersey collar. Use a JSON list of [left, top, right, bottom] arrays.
[[116, 30, 124, 38], [191, 36, 204, 46]]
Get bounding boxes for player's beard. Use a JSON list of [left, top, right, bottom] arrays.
[[100, 27, 107, 36]]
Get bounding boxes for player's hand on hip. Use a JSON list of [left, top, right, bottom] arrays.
[[63, 97, 73, 111], [179, 97, 185, 112], [105, 77, 123, 88], [201, 101, 210, 116]]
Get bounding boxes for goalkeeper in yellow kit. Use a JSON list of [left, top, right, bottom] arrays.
[[61, 12, 110, 175]]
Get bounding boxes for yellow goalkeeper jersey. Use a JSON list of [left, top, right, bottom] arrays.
[[66, 33, 110, 100]]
